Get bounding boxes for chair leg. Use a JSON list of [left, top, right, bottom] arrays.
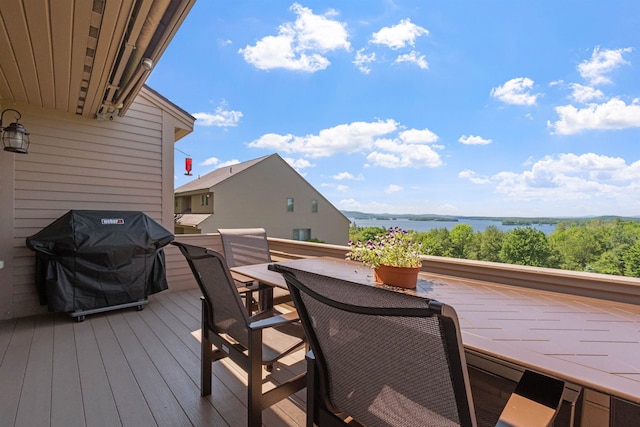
[[244, 290, 255, 315], [201, 302, 213, 396], [248, 331, 264, 427], [201, 336, 212, 396], [306, 352, 318, 427], [307, 360, 316, 427]]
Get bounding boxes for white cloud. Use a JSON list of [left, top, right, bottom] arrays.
[[384, 184, 403, 194], [249, 120, 443, 169], [371, 19, 429, 50], [490, 77, 539, 106], [336, 184, 349, 192], [202, 157, 220, 166], [202, 159, 240, 174], [395, 50, 428, 69], [399, 128, 438, 143], [283, 157, 314, 170], [458, 170, 491, 184], [353, 48, 376, 74], [193, 105, 243, 127], [578, 47, 632, 85], [238, 3, 350, 72], [368, 137, 442, 168], [549, 98, 640, 135], [459, 134, 492, 145], [248, 119, 398, 157], [333, 172, 364, 180], [569, 83, 605, 103], [218, 159, 241, 168], [488, 153, 640, 206]]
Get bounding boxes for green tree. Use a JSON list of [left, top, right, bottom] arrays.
[[478, 225, 504, 262], [499, 227, 551, 267], [420, 228, 452, 257], [548, 225, 602, 271], [590, 250, 624, 275], [623, 241, 640, 277], [449, 224, 474, 259]]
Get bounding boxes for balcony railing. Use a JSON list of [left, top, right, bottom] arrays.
[[168, 233, 640, 305]]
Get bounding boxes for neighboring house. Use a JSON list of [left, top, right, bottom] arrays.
[[174, 153, 351, 245], [0, 1, 197, 319]]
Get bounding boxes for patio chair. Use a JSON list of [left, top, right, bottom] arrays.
[[219, 227, 292, 309], [172, 242, 307, 427], [171, 240, 258, 312], [273, 264, 566, 427]]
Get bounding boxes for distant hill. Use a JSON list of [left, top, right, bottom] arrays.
[[341, 210, 640, 226]]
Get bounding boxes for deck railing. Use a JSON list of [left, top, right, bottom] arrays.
[[166, 233, 640, 305]]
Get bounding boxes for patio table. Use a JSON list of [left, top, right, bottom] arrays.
[[232, 256, 640, 411]]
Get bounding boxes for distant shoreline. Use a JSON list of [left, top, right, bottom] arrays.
[[346, 212, 640, 227]]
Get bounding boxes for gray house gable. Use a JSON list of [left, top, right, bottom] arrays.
[[174, 153, 350, 244], [175, 155, 269, 195]]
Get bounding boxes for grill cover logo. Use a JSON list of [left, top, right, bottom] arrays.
[[101, 218, 125, 225]]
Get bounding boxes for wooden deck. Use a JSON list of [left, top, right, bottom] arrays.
[[0, 289, 307, 427], [6, 281, 636, 426]]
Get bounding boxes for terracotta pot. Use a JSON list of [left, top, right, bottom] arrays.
[[374, 265, 420, 289]]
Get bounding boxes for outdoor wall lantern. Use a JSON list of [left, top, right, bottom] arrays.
[[1, 108, 30, 154]]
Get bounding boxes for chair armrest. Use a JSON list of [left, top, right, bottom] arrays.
[[496, 370, 565, 427], [249, 311, 300, 330]]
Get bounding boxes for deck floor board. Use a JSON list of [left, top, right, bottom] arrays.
[[0, 291, 307, 427], [15, 316, 54, 426], [0, 317, 35, 427], [51, 317, 85, 427]]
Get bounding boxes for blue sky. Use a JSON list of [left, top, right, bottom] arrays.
[[148, 0, 640, 217]]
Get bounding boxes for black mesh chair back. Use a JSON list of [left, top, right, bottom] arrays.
[[173, 241, 251, 346], [218, 228, 272, 267], [219, 227, 292, 307], [172, 242, 307, 427], [274, 264, 476, 427]]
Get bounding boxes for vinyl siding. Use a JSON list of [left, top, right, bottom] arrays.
[[3, 91, 181, 319], [201, 155, 350, 245]]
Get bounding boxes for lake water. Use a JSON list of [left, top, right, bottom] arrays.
[[348, 217, 557, 234]]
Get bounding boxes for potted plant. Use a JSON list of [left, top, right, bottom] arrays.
[[347, 227, 424, 288]]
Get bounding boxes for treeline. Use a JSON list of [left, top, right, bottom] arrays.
[[349, 218, 640, 278]]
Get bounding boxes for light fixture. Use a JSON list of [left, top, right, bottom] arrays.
[[141, 58, 153, 71], [1, 109, 30, 154]]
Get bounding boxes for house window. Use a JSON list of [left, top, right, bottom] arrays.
[[293, 229, 311, 241], [312, 199, 318, 213], [201, 194, 209, 206], [287, 197, 294, 212]]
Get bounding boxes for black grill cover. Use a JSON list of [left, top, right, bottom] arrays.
[[26, 210, 174, 312]]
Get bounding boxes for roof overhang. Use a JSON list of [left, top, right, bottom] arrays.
[[174, 213, 212, 227], [0, 0, 196, 119]]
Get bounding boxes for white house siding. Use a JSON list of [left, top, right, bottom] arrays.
[[0, 90, 186, 319], [204, 155, 349, 245]]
